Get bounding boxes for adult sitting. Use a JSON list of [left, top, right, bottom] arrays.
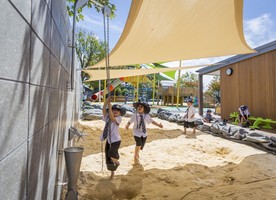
[[238, 105, 250, 127]]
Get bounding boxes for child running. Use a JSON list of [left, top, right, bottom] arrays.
[[125, 101, 163, 163], [100, 97, 125, 179]]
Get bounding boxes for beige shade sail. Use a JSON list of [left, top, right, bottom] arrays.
[[83, 64, 211, 81], [86, 0, 254, 69]]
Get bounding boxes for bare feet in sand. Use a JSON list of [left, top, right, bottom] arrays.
[[110, 171, 115, 180], [134, 156, 140, 164]]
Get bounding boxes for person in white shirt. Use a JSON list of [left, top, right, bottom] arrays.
[[183, 99, 196, 135], [125, 102, 163, 163], [238, 105, 250, 127], [100, 97, 126, 179]]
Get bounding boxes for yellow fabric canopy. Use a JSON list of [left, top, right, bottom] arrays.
[[86, 0, 254, 69], [83, 65, 208, 81]]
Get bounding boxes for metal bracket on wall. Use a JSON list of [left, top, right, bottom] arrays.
[[57, 181, 68, 186], [68, 39, 73, 48], [68, 126, 85, 142]]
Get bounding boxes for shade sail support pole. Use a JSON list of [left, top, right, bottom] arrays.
[[103, 79, 106, 102], [176, 61, 181, 108], [152, 74, 156, 105], [136, 65, 140, 102]]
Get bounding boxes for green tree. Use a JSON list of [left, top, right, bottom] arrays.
[[179, 71, 199, 88], [66, 0, 116, 21], [75, 28, 106, 83], [114, 87, 122, 96], [76, 27, 106, 69], [205, 76, 220, 102], [121, 88, 129, 96]]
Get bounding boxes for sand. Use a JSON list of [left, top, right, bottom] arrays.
[[72, 117, 276, 200]]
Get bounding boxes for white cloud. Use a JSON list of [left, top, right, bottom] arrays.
[[85, 15, 104, 27], [244, 13, 276, 48], [109, 24, 123, 33], [163, 56, 231, 74], [160, 14, 276, 88], [161, 57, 227, 91], [76, 14, 103, 33]]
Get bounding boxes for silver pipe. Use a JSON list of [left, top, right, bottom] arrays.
[[70, 1, 78, 91]]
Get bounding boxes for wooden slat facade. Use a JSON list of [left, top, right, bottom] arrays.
[[220, 50, 276, 121]]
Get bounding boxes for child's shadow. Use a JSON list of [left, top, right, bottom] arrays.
[[117, 163, 144, 199], [94, 164, 144, 199], [94, 178, 117, 200], [185, 134, 197, 139]]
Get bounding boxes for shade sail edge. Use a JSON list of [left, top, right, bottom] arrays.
[[83, 64, 216, 81]]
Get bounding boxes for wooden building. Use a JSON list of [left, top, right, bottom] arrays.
[[197, 40, 276, 121], [158, 86, 198, 105]]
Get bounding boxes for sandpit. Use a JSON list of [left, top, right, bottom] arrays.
[[71, 117, 276, 200]]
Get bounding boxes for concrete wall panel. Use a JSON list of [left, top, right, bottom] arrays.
[[49, 54, 62, 88], [50, 21, 61, 63], [32, 0, 52, 48], [29, 85, 50, 136], [9, 0, 31, 23], [51, 0, 61, 28], [0, 143, 27, 200], [27, 127, 49, 200], [0, 80, 28, 161], [49, 88, 61, 121], [0, 0, 30, 82], [30, 33, 51, 86]]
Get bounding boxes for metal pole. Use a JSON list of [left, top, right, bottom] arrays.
[[114, 89, 116, 102], [72, 0, 104, 91], [176, 61, 181, 108], [103, 79, 106, 101], [157, 80, 160, 105], [70, 0, 79, 91], [98, 79, 101, 103], [136, 65, 139, 102], [152, 74, 155, 105], [198, 74, 204, 115]]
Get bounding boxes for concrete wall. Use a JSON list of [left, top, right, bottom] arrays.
[[0, 0, 80, 199]]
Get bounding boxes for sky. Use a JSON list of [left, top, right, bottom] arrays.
[[77, 0, 276, 89]]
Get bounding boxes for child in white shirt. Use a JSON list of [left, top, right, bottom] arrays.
[[125, 102, 163, 163], [183, 99, 196, 135], [100, 97, 125, 179]]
